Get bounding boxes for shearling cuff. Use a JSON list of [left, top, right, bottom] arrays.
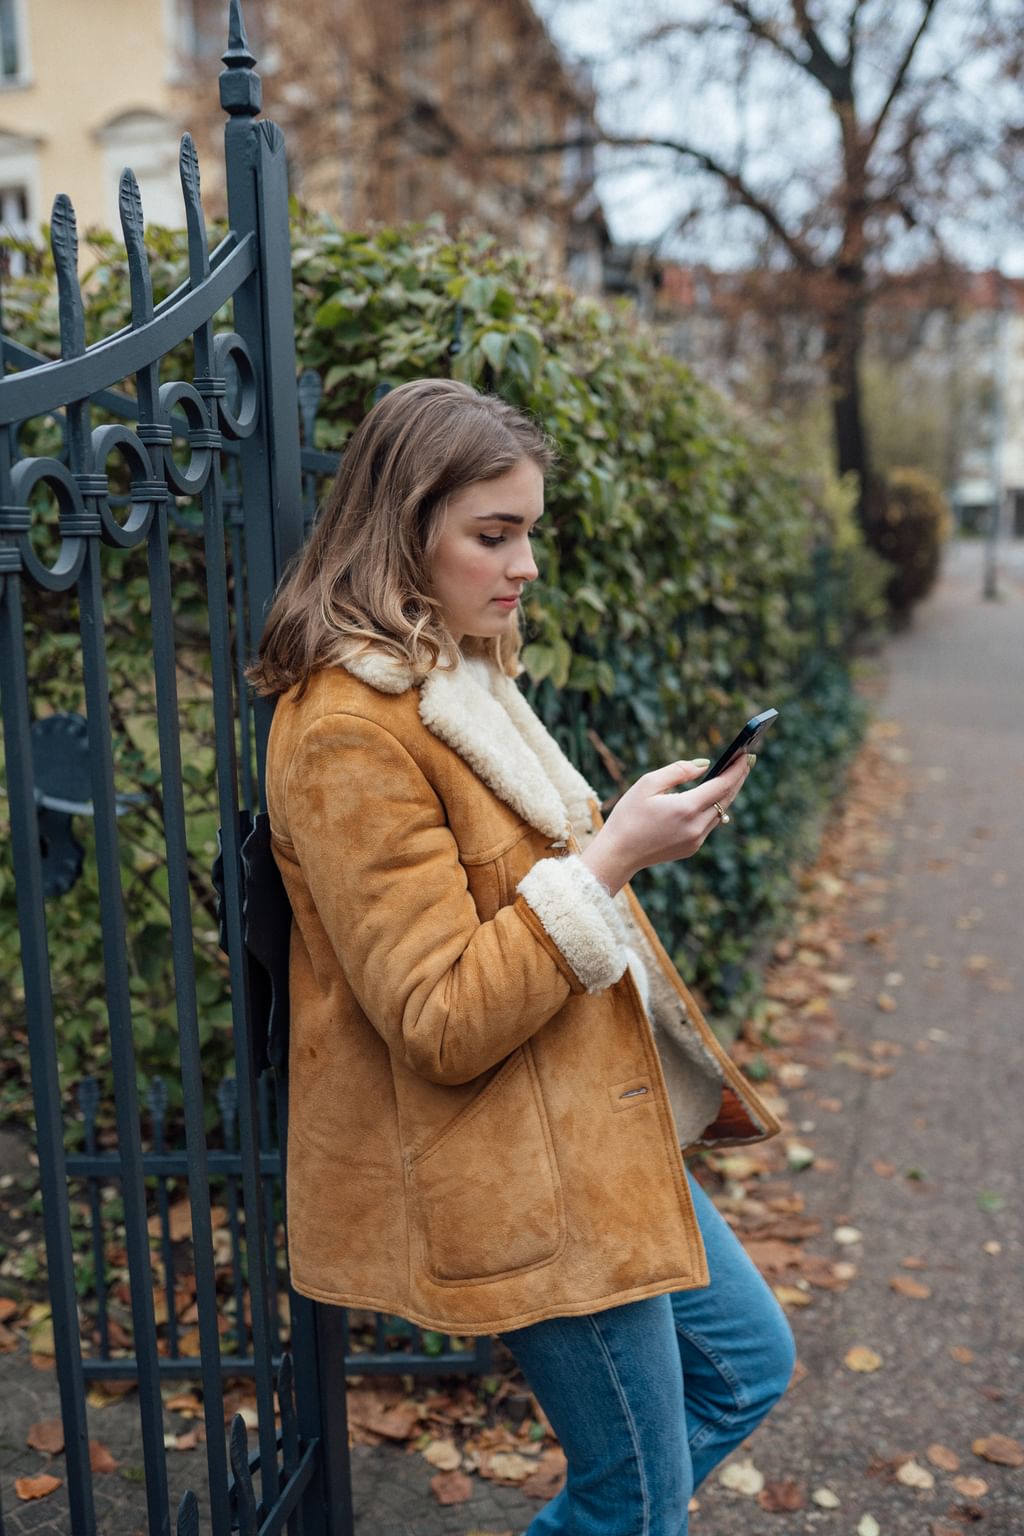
[[516, 855, 630, 994]]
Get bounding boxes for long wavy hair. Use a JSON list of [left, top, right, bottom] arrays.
[[248, 378, 555, 697]]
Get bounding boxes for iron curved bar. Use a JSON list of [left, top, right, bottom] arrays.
[[157, 381, 217, 497], [89, 423, 159, 550], [0, 234, 257, 429], [7, 456, 89, 591]]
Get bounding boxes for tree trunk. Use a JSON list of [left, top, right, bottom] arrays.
[[825, 273, 872, 530]]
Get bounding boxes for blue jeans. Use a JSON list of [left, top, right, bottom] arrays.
[[499, 1169, 796, 1536]]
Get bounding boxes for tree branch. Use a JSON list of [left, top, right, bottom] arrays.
[[865, 0, 944, 155], [483, 132, 819, 271]]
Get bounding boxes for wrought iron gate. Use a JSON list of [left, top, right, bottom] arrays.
[[0, 2, 474, 1531]]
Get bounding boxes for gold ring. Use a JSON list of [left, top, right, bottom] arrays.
[[713, 801, 731, 825]]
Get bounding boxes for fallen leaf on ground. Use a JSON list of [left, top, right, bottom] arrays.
[[834, 1226, 863, 1245], [173, 1429, 201, 1451], [876, 992, 897, 1011], [845, 1345, 883, 1372], [812, 1486, 840, 1508], [857, 1516, 880, 1536], [949, 1345, 975, 1364], [430, 1470, 473, 1505], [0, 1297, 18, 1322], [718, 1457, 765, 1495], [927, 1444, 960, 1472], [757, 1478, 804, 1511], [0, 1322, 17, 1351], [872, 1160, 896, 1177], [971, 1434, 1023, 1466], [522, 1448, 567, 1500], [164, 1391, 203, 1417], [890, 1274, 931, 1299], [930, 1524, 962, 1536], [983, 1240, 1001, 1255], [896, 1460, 935, 1489], [952, 1475, 989, 1497], [772, 1284, 813, 1309], [786, 1142, 815, 1171], [482, 1451, 535, 1483], [88, 1440, 119, 1474], [422, 1440, 462, 1472], [15, 1475, 62, 1501], [26, 1418, 64, 1454], [900, 1256, 928, 1269]]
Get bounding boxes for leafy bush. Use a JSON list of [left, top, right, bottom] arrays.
[[864, 466, 952, 622], [0, 217, 874, 1120]]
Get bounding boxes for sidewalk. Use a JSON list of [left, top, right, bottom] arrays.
[[1, 538, 1021, 1534]]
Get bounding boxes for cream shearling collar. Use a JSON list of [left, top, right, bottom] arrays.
[[339, 648, 598, 843]]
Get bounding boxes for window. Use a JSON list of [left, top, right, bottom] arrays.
[[0, 0, 24, 83], [0, 182, 29, 274], [99, 113, 182, 231]]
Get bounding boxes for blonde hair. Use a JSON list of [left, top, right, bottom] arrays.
[[248, 378, 555, 697]]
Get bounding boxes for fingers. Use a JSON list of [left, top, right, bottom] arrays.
[[684, 751, 751, 818], [644, 758, 712, 795]]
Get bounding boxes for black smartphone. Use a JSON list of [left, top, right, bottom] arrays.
[[695, 708, 779, 784]]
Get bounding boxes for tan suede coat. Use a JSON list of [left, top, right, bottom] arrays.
[[266, 649, 779, 1335]]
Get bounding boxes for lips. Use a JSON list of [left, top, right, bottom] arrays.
[[492, 595, 520, 607]]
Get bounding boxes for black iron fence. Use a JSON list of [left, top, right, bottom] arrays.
[[64, 1072, 491, 1387], [0, 4, 492, 1533]]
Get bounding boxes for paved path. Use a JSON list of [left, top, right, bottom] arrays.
[[1, 538, 1021, 1534]]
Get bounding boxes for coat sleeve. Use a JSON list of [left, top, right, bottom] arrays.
[[281, 710, 630, 1086]]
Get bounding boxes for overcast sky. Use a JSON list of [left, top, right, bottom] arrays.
[[534, 0, 1024, 277]]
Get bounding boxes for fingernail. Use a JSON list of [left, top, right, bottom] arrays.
[[691, 758, 711, 768], [747, 753, 757, 767]]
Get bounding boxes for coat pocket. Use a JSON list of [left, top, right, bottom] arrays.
[[409, 1045, 565, 1285]]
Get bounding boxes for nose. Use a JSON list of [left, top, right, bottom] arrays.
[[507, 538, 539, 584]]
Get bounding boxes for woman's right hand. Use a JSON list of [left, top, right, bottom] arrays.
[[580, 752, 753, 896]]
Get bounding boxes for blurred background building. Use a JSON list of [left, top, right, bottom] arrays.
[[0, 0, 606, 288], [655, 263, 1024, 539]]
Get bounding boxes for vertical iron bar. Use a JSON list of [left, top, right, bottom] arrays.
[[0, 575, 97, 1536], [79, 1079, 110, 1360], [148, 1080, 179, 1360], [258, 1074, 282, 1358], [218, 1078, 249, 1354], [51, 187, 171, 1536]]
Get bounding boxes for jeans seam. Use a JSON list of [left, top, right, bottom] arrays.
[[672, 1321, 748, 1450], [585, 1313, 651, 1536]]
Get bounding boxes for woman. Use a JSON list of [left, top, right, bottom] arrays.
[[250, 377, 795, 1533]]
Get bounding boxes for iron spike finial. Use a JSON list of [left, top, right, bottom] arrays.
[[50, 194, 86, 361], [118, 168, 145, 250], [118, 168, 154, 327], [179, 132, 201, 206], [224, 0, 255, 69], [220, 0, 261, 118]]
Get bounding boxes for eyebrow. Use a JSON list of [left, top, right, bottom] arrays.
[[472, 512, 542, 525]]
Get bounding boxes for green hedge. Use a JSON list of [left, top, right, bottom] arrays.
[[0, 217, 886, 1120]]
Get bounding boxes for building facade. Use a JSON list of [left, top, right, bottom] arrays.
[[0, 0, 602, 287]]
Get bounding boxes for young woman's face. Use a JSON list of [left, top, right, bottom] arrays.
[[428, 458, 544, 644]]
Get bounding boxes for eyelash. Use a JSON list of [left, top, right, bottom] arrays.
[[479, 530, 537, 547]]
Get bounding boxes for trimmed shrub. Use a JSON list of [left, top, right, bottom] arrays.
[[0, 218, 875, 1118], [864, 466, 952, 622]]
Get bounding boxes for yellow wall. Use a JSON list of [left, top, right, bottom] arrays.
[[0, 0, 217, 233]]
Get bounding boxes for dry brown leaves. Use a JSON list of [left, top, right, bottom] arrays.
[[26, 1418, 64, 1454], [889, 1273, 932, 1299], [757, 1478, 805, 1511], [430, 1470, 473, 1505], [15, 1474, 62, 1501], [972, 1433, 1024, 1466]]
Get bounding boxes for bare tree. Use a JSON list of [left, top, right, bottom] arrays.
[[527, 0, 1024, 519]]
